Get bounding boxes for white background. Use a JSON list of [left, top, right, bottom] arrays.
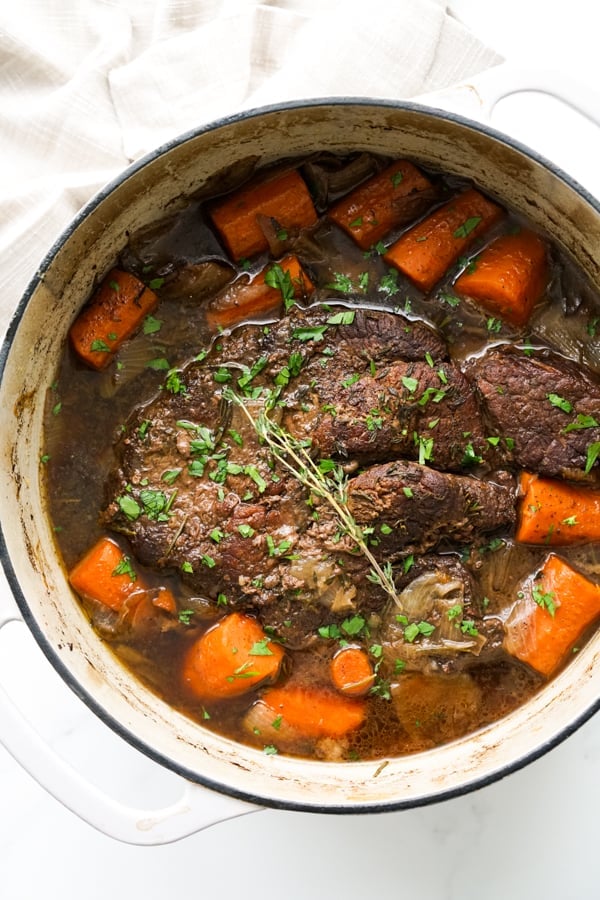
[[3, 2, 600, 898]]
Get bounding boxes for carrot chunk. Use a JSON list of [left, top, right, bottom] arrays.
[[328, 160, 434, 250], [205, 254, 314, 330], [69, 268, 159, 370], [516, 471, 600, 545], [454, 228, 548, 326], [209, 169, 318, 261], [182, 612, 285, 700], [259, 684, 366, 738], [69, 535, 178, 628], [504, 553, 600, 677], [329, 646, 375, 697], [383, 188, 504, 292], [69, 536, 142, 612]]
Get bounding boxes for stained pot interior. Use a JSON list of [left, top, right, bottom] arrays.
[[2, 100, 600, 810]]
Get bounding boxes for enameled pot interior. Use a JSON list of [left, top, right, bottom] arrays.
[[2, 100, 600, 811]]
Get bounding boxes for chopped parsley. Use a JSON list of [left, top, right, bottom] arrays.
[[327, 309, 356, 325], [324, 273, 355, 294], [143, 314, 162, 335], [264, 263, 296, 310], [454, 216, 481, 239], [178, 609, 195, 625], [585, 441, 600, 474], [117, 494, 142, 521], [547, 393, 573, 413], [165, 369, 186, 394], [401, 375, 419, 394], [146, 357, 170, 371], [379, 269, 401, 296], [415, 433, 434, 464], [292, 325, 328, 342], [532, 583, 556, 616], [402, 620, 436, 643], [249, 638, 274, 657], [237, 356, 268, 392], [90, 338, 111, 353], [112, 556, 136, 581], [140, 488, 174, 521], [562, 413, 599, 433], [439, 291, 460, 308], [213, 366, 233, 384]]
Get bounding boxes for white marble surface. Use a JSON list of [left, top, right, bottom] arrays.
[[3, 2, 600, 897]]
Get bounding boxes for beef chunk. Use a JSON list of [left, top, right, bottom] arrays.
[[347, 461, 516, 556], [468, 343, 600, 481], [102, 370, 308, 597], [214, 305, 499, 471], [221, 302, 449, 367]]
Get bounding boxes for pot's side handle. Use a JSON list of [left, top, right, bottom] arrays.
[[0, 606, 261, 845], [418, 62, 600, 129]]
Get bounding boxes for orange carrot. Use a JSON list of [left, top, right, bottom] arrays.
[[328, 160, 434, 250], [329, 646, 375, 697], [69, 535, 178, 624], [517, 472, 600, 545], [182, 612, 285, 700], [209, 169, 318, 261], [205, 254, 314, 330], [384, 188, 504, 292], [69, 536, 142, 612], [69, 268, 159, 370], [504, 553, 600, 677], [259, 684, 366, 738], [454, 228, 548, 326]]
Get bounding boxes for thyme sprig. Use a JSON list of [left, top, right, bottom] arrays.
[[224, 387, 398, 604]]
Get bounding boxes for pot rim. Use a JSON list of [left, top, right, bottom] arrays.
[[3, 95, 600, 814]]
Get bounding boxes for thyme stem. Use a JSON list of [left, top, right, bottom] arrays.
[[227, 389, 398, 604]]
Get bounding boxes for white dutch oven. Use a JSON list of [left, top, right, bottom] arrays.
[[2, 67, 600, 844]]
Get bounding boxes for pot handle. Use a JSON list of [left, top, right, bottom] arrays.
[[419, 61, 600, 129], [0, 597, 261, 845]]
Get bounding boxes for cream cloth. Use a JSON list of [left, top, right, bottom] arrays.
[[0, 0, 501, 337]]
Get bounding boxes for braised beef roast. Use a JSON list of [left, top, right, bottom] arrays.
[[102, 308, 515, 622]]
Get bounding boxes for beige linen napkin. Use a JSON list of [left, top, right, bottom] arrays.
[[0, 0, 501, 336]]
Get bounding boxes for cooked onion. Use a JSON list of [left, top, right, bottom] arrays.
[[287, 556, 357, 613], [382, 570, 487, 673], [243, 699, 310, 753], [98, 336, 164, 398], [503, 581, 538, 660], [391, 673, 481, 743], [531, 299, 600, 373], [395, 571, 463, 618]]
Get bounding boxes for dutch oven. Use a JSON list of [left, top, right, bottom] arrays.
[[2, 76, 600, 843]]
